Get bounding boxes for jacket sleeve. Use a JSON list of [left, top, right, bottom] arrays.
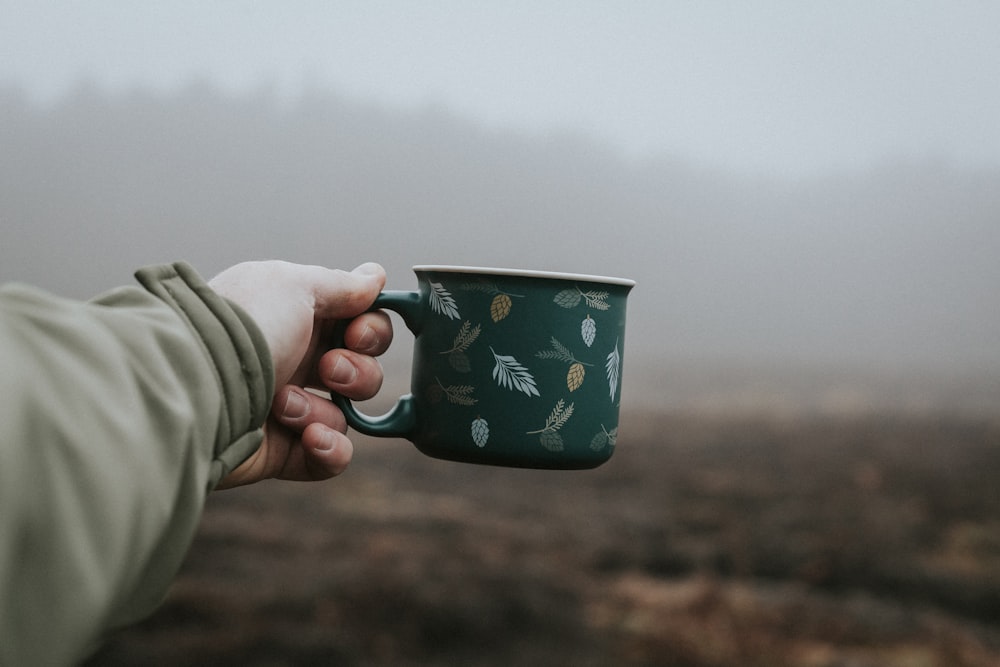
[[0, 262, 274, 666]]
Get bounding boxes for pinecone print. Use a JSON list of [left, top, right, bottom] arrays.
[[460, 283, 523, 321], [589, 425, 619, 451], [536, 338, 591, 393], [590, 431, 608, 451], [448, 351, 471, 373], [471, 417, 490, 447], [553, 289, 581, 308], [539, 431, 564, 451], [490, 294, 512, 322], [581, 314, 597, 347], [567, 362, 585, 392]]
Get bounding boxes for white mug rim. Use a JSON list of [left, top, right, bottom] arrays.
[[412, 265, 635, 287]]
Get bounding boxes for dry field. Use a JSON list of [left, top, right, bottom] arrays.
[[86, 410, 1000, 666]]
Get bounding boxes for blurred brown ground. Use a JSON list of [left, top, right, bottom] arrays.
[[86, 410, 1000, 667]]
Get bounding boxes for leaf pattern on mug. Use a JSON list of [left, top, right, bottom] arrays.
[[414, 269, 629, 465], [490, 347, 540, 397], [440, 321, 481, 372], [527, 399, 575, 451], [536, 337, 592, 392], [433, 377, 478, 406], [554, 285, 610, 311], [429, 281, 461, 320], [606, 339, 621, 402]]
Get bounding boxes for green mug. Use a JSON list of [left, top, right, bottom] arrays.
[[334, 266, 635, 469]]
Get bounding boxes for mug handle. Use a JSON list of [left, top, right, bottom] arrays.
[[330, 290, 423, 438]]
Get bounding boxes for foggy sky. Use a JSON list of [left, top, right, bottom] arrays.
[[1, 4, 999, 411], [3, 2, 1000, 178], [2, 85, 998, 384]]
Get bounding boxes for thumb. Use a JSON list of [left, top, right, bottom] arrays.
[[308, 262, 386, 320]]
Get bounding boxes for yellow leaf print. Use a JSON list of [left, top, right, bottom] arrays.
[[491, 293, 512, 322], [567, 362, 585, 391]]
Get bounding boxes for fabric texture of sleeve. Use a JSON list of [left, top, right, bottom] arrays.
[[0, 262, 274, 666]]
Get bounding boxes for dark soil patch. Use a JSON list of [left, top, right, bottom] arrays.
[[86, 412, 1000, 666]]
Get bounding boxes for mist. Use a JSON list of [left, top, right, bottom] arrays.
[[1, 84, 998, 412]]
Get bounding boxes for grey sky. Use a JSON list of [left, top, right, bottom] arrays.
[[3, 1, 999, 178]]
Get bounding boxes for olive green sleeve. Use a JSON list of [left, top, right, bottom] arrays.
[[0, 262, 274, 666]]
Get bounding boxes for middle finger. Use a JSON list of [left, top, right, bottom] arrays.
[[343, 310, 393, 356], [319, 348, 384, 400]]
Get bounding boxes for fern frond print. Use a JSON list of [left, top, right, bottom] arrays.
[[434, 378, 478, 406], [461, 282, 498, 294], [580, 289, 611, 311], [490, 347, 540, 397], [526, 399, 575, 434], [441, 321, 481, 354], [448, 389, 478, 406], [429, 282, 461, 320], [536, 338, 573, 363], [553, 286, 610, 311], [606, 339, 621, 401]]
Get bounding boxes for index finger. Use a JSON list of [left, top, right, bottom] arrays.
[[343, 310, 393, 356]]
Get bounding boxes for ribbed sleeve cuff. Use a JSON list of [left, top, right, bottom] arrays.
[[134, 262, 275, 483]]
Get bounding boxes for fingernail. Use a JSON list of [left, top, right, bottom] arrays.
[[315, 426, 342, 452], [282, 390, 309, 419], [330, 356, 358, 385], [356, 324, 378, 351]]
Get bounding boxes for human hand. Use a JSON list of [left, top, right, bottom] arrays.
[[207, 260, 392, 489]]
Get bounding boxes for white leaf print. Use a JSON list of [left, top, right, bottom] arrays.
[[580, 290, 611, 311], [490, 347, 540, 397], [429, 281, 460, 320], [606, 340, 621, 401]]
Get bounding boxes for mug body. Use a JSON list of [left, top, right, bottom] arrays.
[[407, 266, 633, 468]]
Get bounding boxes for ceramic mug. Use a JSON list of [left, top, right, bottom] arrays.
[[333, 266, 635, 469]]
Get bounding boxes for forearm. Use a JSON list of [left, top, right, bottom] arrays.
[[0, 263, 273, 665]]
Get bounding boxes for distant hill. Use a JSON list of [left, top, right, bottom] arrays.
[[2, 84, 998, 385]]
